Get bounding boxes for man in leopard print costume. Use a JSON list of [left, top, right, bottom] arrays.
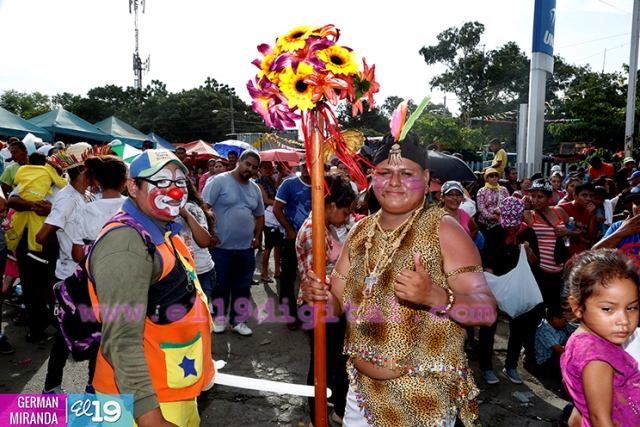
[[304, 133, 497, 426]]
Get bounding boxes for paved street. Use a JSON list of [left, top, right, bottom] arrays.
[[0, 251, 569, 426]]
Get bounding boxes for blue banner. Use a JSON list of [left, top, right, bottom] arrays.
[[532, 0, 556, 56]]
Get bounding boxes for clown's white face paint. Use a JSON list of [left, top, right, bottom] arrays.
[[146, 167, 188, 219]]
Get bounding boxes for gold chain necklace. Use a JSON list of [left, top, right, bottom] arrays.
[[362, 204, 424, 301]]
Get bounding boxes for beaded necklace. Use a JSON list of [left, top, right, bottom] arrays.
[[362, 203, 424, 301]]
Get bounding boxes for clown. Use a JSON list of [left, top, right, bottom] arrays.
[[87, 149, 214, 427], [137, 166, 189, 219]]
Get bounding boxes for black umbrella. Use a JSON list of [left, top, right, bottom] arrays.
[[426, 150, 477, 182], [358, 144, 375, 157]]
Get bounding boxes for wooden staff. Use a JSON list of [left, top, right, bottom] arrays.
[[311, 111, 328, 426]]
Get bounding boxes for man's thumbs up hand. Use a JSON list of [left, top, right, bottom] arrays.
[[394, 252, 446, 307]]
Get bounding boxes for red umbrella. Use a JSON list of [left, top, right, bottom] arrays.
[[181, 140, 224, 161], [259, 148, 304, 165]]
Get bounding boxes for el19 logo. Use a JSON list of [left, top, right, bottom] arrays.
[[67, 394, 133, 427]]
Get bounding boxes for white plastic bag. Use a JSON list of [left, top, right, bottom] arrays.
[[484, 245, 543, 318]]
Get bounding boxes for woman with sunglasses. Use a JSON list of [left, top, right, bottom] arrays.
[[476, 168, 509, 232]]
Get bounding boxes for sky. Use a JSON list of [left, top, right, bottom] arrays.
[[0, 0, 636, 118]]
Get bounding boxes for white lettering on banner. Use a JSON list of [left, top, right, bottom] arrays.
[[550, 8, 556, 26], [9, 411, 59, 424], [544, 31, 554, 48], [16, 396, 59, 409]]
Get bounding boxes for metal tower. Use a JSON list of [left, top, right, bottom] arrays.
[[130, 0, 150, 89]]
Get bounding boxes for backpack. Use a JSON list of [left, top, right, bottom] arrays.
[[52, 215, 156, 361]]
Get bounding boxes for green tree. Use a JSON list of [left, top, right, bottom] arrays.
[[380, 96, 418, 119], [336, 100, 388, 136], [51, 92, 82, 110], [419, 22, 530, 130], [133, 79, 265, 143], [419, 22, 622, 153], [547, 68, 627, 152], [0, 90, 52, 119], [412, 113, 485, 154]]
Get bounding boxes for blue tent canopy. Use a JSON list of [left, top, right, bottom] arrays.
[[0, 106, 52, 141], [146, 132, 175, 151], [94, 116, 148, 149], [29, 108, 110, 142]]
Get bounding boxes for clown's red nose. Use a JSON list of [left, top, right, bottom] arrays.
[[168, 188, 183, 200]]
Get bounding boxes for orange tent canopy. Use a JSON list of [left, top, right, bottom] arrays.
[[180, 140, 224, 161]]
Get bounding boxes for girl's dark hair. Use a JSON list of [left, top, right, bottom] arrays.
[[530, 172, 544, 181], [574, 181, 595, 196], [28, 152, 46, 166], [184, 179, 215, 232], [84, 155, 127, 190], [563, 249, 639, 322], [604, 178, 617, 199], [564, 176, 581, 188], [67, 164, 85, 181], [325, 173, 356, 209], [594, 186, 608, 197]]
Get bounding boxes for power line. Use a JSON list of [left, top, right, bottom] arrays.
[[556, 32, 630, 49], [598, 0, 632, 15], [569, 42, 630, 64]]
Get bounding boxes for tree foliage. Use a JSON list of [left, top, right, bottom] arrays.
[[547, 67, 628, 152], [0, 90, 53, 119], [419, 21, 640, 154], [419, 22, 530, 123], [0, 78, 268, 143]]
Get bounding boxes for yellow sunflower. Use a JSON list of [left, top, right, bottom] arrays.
[[278, 62, 316, 111], [317, 45, 358, 76], [258, 54, 280, 84], [276, 26, 312, 53]]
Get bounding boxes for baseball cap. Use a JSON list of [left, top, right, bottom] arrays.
[[627, 185, 640, 200], [442, 181, 464, 195], [142, 140, 154, 148], [629, 171, 640, 181], [624, 157, 636, 165], [130, 149, 188, 178], [550, 165, 561, 172], [530, 178, 553, 194]]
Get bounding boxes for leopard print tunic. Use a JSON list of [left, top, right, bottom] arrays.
[[343, 200, 479, 426]]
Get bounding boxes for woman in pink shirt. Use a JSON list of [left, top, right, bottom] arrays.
[[441, 181, 478, 240]]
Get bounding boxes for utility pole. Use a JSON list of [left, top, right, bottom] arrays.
[[130, 0, 150, 89], [625, 0, 640, 158], [526, 0, 556, 174]]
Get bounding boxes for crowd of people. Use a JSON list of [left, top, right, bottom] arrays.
[[1, 131, 640, 426]]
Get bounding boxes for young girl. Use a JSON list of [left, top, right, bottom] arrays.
[[561, 249, 640, 426], [68, 155, 128, 262], [173, 179, 217, 305]]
